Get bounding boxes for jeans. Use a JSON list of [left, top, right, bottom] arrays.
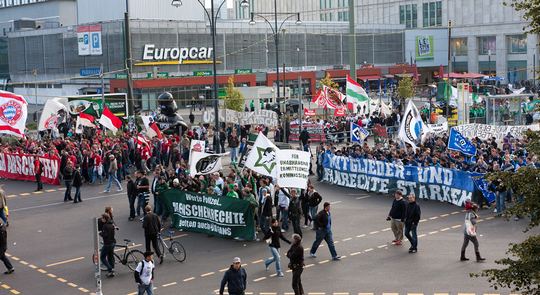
[[391, 219, 404, 241], [404, 223, 418, 250], [137, 282, 153, 295], [0, 209, 6, 224], [280, 207, 289, 230], [302, 203, 310, 226], [259, 215, 270, 234], [291, 216, 302, 237], [129, 195, 137, 219], [461, 234, 480, 253], [316, 164, 324, 181], [137, 193, 149, 216], [496, 191, 507, 213], [100, 244, 115, 272], [105, 173, 122, 192], [230, 147, 238, 163], [264, 246, 282, 274], [309, 206, 318, 228], [310, 229, 338, 258], [64, 180, 72, 201], [0, 252, 13, 271], [292, 267, 304, 295], [153, 195, 163, 216], [73, 186, 82, 202], [91, 167, 102, 184]]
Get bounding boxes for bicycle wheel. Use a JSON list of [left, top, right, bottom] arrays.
[[126, 249, 145, 271], [169, 241, 186, 262]]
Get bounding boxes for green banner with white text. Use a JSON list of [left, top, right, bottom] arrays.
[[162, 189, 255, 240]]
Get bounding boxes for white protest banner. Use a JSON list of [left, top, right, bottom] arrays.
[[452, 123, 540, 142], [276, 149, 311, 189], [203, 109, 278, 127], [244, 132, 278, 177], [427, 122, 448, 135], [189, 151, 227, 177], [189, 140, 206, 165]]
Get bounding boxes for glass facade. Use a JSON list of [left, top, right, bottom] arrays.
[[478, 36, 496, 55], [423, 1, 442, 27], [507, 35, 527, 54], [507, 60, 527, 83], [399, 4, 417, 28], [451, 38, 467, 56]]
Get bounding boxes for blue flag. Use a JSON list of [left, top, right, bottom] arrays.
[[350, 122, 369, 143], [472, 176, 496, 204], [448, 128, 477, 156]]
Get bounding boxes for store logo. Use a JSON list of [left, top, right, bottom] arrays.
[[0, 100, 23, 126], [135, 44, 220, 66]]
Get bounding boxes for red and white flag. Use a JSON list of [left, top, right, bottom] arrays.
[[148, 122, 163, 139], [98, 106, 122, 132], [79, 113, 96, 127], [0, 91, 28, 138]]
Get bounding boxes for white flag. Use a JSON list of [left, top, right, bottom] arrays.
[[244, 132, 279, 177], [276, 149, 311, 189], [38, 97, 68, 131], [189, 151, 226, 177], [398, 100, 428, 150]]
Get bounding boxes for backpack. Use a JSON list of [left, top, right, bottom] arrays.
[[134, 260, 145, 283]]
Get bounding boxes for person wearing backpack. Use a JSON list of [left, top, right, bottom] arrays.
[[134, 251, 155, 295]]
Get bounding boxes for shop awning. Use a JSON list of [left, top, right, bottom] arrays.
[[395, 73, 421, 78], [358, 75, 382, 81]]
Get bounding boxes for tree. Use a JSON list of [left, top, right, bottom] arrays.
[[472, 130, 540, 295], [397, 76, 415, 100], [504, 1, 540, 33], [224, 76, 244, 112], [320, 72, 339, 90]]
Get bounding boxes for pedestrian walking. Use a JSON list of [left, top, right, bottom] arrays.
[[287, 189, 303, 237], [260, 191, 273, 234], [99, 213, 116, 277], [34, 157, 43, 191], [219, 257, 247, 295], [387, 190, 407, 245], [276, 186, 290, 232], [263, 218, 291, 277], [150, 168, 162, 216], [299, 189, 310, 228], [142, 205, 163, 264], [0, 220, 14, 275], [134, 251, 155, 295], [286, 234, 304, 295], [127, 175, 137, 221], [404, 193, 421, 253], [72, 164, 83, 203], [460, 201, 486, 262], [309, 202, 340, 261], [136, 170, 150, 218], [0, 188, 8, 226], [306, 186, 322, 230], [104, 154, 123, 193], [63, 161, 74, 202]]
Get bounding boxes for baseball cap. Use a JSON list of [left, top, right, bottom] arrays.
[[232, 257, 241, 264]]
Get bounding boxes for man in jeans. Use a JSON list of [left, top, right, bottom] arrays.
[[404, 193, 421, 253], [309, 202, 341, 261], [228, 129, 240, 164], [104, 154, 123, 193], [387, 191, 407, 245], [99, 213, 116, 277]]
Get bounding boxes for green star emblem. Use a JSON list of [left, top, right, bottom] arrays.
[[254, 146, 276, 174]]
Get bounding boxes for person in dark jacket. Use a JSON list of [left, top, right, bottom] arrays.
[[309, 202, 340, 261], [387, 191, 407, 245], [72, 165, 83, 203], [0, 220, 13, 274], [260, 192, 273, 234], [287, 189, 303, 237], [142, 205, 162, 264], [99, 213, 116, 277], [219, 257, 247, 295], [263, 218, 291, 277], [286, 234, 304, 295], [63, 161, 74, 202], [306, 185, 322, 230], [404, 193, 421, 253], [127, 175, 137, 221]]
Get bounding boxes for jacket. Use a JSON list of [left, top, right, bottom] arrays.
[[63, 166, 74, 181], [219, 265, 247, 295], [404, 202, 421, 225], [288, 197, 302, 219], [127, 180, 137, 198], [263, 226, 291, 249], [100, 221, 116, 246], [0, 223, 7, 253], [72, 169, 82, 188], [261, 195, 273, 217], [314, 210, 330, 230], [388, 198, 407, 221], [307, 191, 322, 207], [143, 213, 162, 236], [286, 243, 304, 268]]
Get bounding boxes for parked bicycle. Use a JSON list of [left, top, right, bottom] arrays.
[[158, 230, 186, 262], [92, 239, 144, 271]]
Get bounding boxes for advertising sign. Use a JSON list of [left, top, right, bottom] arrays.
[[288, 123, 325, 142], [67, 93, 128, 117], [135, 44, 217, 66], [162, 189, 255, 240], [416, 35, 434, 60], [405, 29, 448, 67], [0, 152, 60, 185]]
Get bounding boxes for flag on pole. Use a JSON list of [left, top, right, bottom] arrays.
[[346, 75, 369, 104], [244, 132, 279, 177], [189, 151, 227, 177], [0, 91, 28, 138], [148, 122, 163, 139], [448, 128, 477, 156], [398, 100, 427, 150], [350, 122, 369, 143], [38, 97, 68, 131], [98, 106, 122, 132], [79, 113, 96, 127]]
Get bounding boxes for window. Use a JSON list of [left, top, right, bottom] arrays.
[[478, 36, 496, 55], [451, 38, 467, 56], [423, 1, 442, 27], [399, 4, 417, 28], [338, 11, 349, 21], [508, 35, 527, 54]]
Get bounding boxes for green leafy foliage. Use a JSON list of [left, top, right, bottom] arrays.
[[224, 76, 244, 112], [397, 76, 415, 100], [504, 0, 540, 33]]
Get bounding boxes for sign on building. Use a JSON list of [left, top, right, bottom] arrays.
[[77, 25, 102, 56], [416, 35, 434, 60]]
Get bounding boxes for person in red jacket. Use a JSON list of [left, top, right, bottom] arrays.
[[34, 157, 43, 191]]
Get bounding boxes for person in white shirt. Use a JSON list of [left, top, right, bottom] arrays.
[[276, 185, 290, 232], [135, 251, 155, 295]]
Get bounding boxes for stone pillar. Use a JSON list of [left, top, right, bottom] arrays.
[[526, 34, 538, 81], [467, 35, 478, 73], [496, 34, 507, 78]]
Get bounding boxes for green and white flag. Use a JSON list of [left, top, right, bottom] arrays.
[[244, 132, 279, 177], [346, 75, 370, 103]]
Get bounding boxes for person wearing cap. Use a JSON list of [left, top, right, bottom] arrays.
[[0, 219, 14, 275], [309, 202, 341, 261], [104, 154, 123, 193], [286, 234, 304, 295], [219, 257, 247, 295], [134, 251, 155, 295], [461, 202, 486, 262]]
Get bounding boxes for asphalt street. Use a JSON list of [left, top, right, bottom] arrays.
[[0, 174, 536, 295]]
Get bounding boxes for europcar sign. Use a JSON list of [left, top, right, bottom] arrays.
[[135, 44, 220, 66]]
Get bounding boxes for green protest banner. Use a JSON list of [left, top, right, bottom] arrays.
[[162, 189, 255, 240], [67, 93, 128, 117]]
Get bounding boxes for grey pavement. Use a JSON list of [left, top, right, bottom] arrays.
[[0, 174, 536, 295]]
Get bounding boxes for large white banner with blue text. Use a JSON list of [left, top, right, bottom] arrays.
[[322, 153, 476, 206]]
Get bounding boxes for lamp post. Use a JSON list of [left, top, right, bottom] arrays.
[[172, 0, 249, 153], [249, 5, 301, 102]]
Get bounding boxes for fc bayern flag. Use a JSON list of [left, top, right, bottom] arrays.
[[0, 91, 28, 138]]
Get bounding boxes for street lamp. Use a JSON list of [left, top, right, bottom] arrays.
[[172, 0, 243, 153], [249, 6, 301, 102], [240, 0, 249, 8]]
